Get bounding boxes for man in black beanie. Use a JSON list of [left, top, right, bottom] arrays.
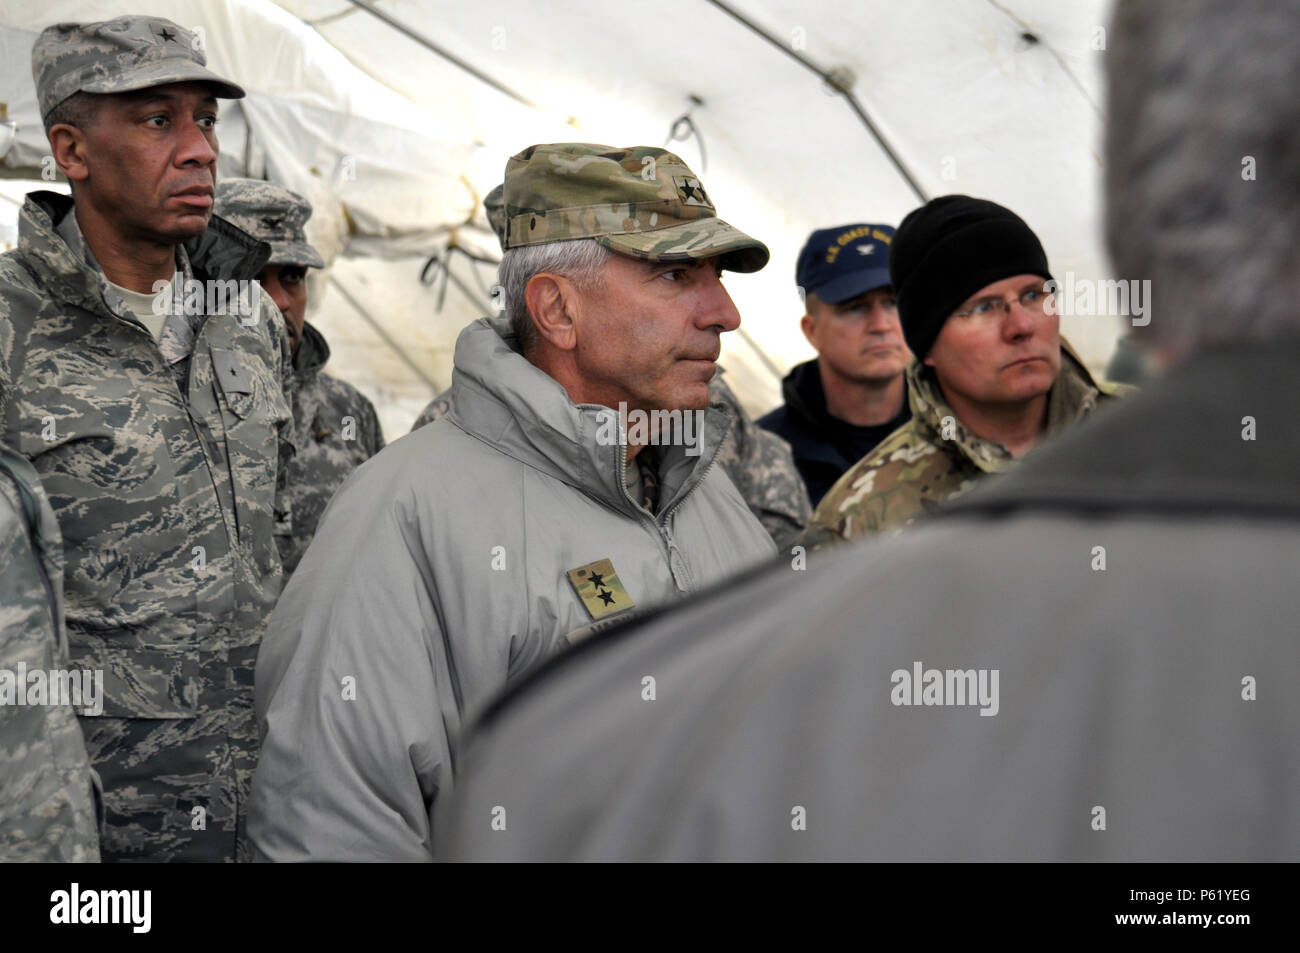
[[801, 195, 1130, 544]]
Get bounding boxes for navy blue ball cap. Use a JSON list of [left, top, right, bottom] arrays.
[[796, 223, 896, 305]]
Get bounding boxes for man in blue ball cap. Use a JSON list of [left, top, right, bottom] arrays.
[[757, 223, 911, 506]]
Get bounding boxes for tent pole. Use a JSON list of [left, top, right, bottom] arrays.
[[344, 0, 544, 113], [703, 0, 929, 204], [735, 326, 786, 382]]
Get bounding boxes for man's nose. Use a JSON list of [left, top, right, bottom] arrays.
[[263, 277, 290, 315], [698, 270, 741, 333], [176, 118, 218, 167], [1001, 299, 1037, 339], [864, 302, 897, 333]]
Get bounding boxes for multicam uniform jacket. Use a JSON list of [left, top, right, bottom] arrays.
[[0, 191, 295, 861]]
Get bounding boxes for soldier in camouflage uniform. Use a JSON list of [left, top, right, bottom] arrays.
[[0, 17, 296, 861], [0, 443, 100, 862], [412, 184, 810, 548], [216, 179, 385, 574], [803, 196, 1131, 546]]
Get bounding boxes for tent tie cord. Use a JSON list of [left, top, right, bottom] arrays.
[[665, 95, 708, 172], [421, 238, 501, 314]]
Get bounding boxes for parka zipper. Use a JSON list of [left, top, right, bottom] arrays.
[[618, 443, 721, 594]]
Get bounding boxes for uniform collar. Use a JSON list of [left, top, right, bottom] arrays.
[[293, 322, 331, 381], [448, 315, 731, 517], [20, 190, 270, 367]]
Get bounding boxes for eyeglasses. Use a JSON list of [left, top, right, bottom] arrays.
[[952, 287, 1053, 320]]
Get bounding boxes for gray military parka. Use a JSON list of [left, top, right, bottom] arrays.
[[250, 314, 775, 861]]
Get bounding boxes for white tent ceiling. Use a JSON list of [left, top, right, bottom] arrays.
[[2, 0, 1122, 439]]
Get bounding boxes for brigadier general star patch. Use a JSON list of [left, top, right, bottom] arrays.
[[566, 557, 636, 621]]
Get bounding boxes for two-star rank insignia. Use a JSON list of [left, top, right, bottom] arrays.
[[566, 557, 635, 621]]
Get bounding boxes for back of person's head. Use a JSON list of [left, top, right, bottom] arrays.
[[1106, 0, 1300, 362]]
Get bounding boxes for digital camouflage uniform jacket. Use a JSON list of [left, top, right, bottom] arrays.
[[412, 368, 810, 550], [0, 443, 100, 862], [0, 191, 295, 862], [278, 322, 384, 575], [803, 341, 1129, 545]]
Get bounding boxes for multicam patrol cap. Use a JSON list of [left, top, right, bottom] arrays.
[[214, 178, 326, 269], [32, 15, 245, 119], [502, 143, 769, 272]]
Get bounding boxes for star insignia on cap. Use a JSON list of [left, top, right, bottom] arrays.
[[679, 177, 708, 204], [260, 216, 282, 230], [156, 28, 178, 43], [856, 244, 876, 255]]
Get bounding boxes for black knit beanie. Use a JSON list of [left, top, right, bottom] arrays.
[[889, 195, 1053, 359]]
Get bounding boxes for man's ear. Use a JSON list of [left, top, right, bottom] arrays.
[[48, 126, 91, 184], [799, 312, 818, 350], [525, 272, 580, 352]]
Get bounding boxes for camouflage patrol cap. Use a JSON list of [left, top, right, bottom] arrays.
[[214, 178, 325, 269], [483, 183, 507, 250], [502, 143, 769, 272], [32, 16, 245, 120]]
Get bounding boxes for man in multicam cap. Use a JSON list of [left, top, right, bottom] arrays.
[[411, 185, 810, 549], [0, 16, 296, 861], [251, 143, 777, 860], [216, 178, 385, 575]]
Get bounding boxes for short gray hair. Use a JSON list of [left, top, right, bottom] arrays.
[[497, 239, 611, 356], [1106, 0, 1300, 359]]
